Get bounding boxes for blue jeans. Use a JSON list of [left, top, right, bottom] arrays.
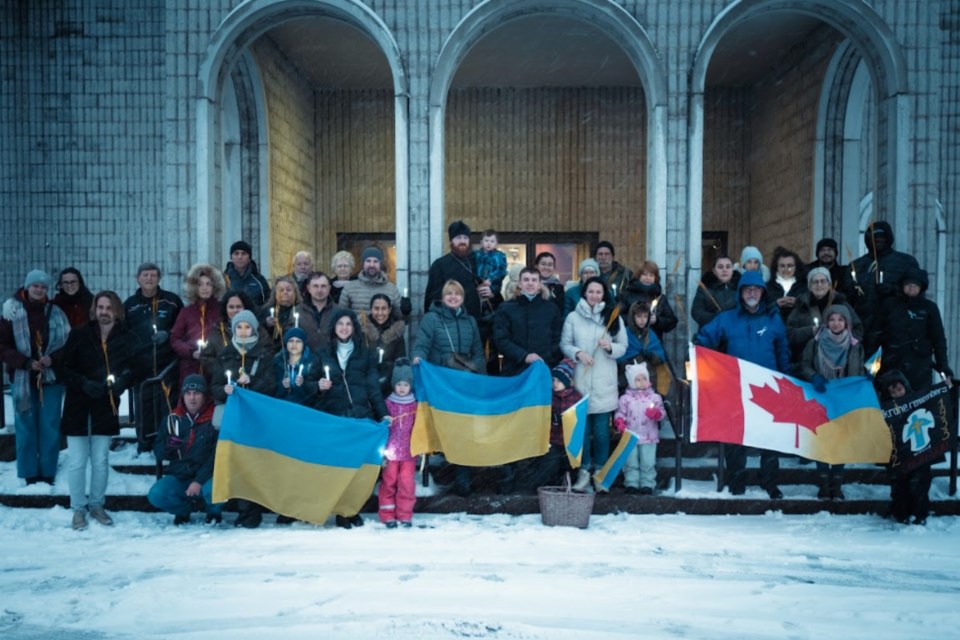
[[66, 434, 111, 510], [582, 411, 612, 471], [14, 384, 63, 479], [148, 475, 222, 516]]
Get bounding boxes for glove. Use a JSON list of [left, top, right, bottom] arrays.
[[811, 374, 827, 393], [152, 330, 169, 344], [614, 417, 627, 433], [1, 298, 15, 321], [940, 367, 954, 382], [164, 435, 183, 458], [82, 378, 107, 399], [399, 296, 412, 316], [645, 407, 663, 421], [110, 370, 131, 396], [875, 282, 898, 299]]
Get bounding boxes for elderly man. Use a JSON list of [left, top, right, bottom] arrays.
[[694, 270, 791, 499], [224, 240, 271, 307], [123, 262, 183, 452], [339, 246, 411, 317], [594, 241, 632, 303], [0, 270, 71, 485], [289, 250, 314, 296], [148, 374, 223, 525]]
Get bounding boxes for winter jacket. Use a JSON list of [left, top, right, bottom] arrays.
[[615, 387, 664, 444], [560, 298, 628, 414], [564, 283, 584, 318], [617, 326, 666, 391], [153, 401, 218, 484], [785, 291, 862, 364], [796, 330, 866, 383], [52, 288, 94, 329], [870, 292, 950, 392], [848, 221, 919, 333], [273, 350, 319, 406], [0, 289, 69, 381], [223, 261, 271, 308], [691, 270, 740, 329], [123, 287, 183, 376], [411, 302, 484, 372], [424, 252, 502, 320], [384, 396, 418, 462], [310, 341, 389, 420], [59, 321, 141, 437], [258, 302, 298, 352], [169, 297, 221, 389], [473, 248, 508, 292], [619, 280, 679, 338], [198, 320, 272, 381], [694, 272, 791, 374], [599, 262, 633, 299], [209, 338, 276, 405], [493, 293, 562, 376], [766, 277, 808, 323], [361, 315, 407, 395], [339, 271, 409, 317], [296, 299, 341, 353]]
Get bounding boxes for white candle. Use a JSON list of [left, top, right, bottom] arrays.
[[324, 365, 331, 380], [196, 338, 206, 349], [269, 308, 274, 318], [106, 374, 115, 385], [813, 317, 819, 328], [611, 284, 617, 298], [297, 364, 304, 377], [152, 324, 157, 334], [294, 311, 299, 328], [226, 370, 232, 385], [879, 271, 884, 284], [403, 287, 408, 298], [378, 347, 384, 364]]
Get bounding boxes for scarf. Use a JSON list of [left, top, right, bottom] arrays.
[[776, 275, 796, 294], [231, 333, 259, 352], [10, 293, 70, 412], [336, 340, 355, 371], [387, 392, 416, 405], [815, 328, 851, 380]]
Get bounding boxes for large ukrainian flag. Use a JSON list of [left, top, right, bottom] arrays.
[[411, 360, 551, 466], [212, 388, 388, 525]]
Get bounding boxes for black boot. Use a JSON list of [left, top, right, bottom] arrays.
[[335, 515, 353, 529], [829, 475, 845, 501], [817, 474, 830, 500]]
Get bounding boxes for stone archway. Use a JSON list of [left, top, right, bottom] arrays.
[[428, 0, 669, 269], [197, 0, 409, 285]]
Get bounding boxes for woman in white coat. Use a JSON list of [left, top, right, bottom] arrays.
[[560, 277, 627, 491]]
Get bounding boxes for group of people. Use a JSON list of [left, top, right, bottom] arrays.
[[0, 219, 951, 529]]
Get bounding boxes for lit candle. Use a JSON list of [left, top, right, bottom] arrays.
[[813, 317, 819, 328], [294, 311, 299, 328], [196, 338, 206, 349], [611, 284, 617, 298], [378, 347, 384, 364], [269, 308, 274, 318], [403, 287, 408, 298], [106, 374, 115, 385], [152, 324, 157, 334], [650, 297, 659, 313], [297, 363, 304, 377], [226, 370, 232, 385], [324, 365, 331, 380], [879, 271, 884, 284], [850, 265, 858, 283]]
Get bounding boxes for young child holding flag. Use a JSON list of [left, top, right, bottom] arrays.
[[378, 358, 418, 528], [613, 362, 665, 495]]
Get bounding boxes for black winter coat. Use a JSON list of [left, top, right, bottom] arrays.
[[691, 271, 740, 328], [59, 321, 141, 437], [849, 246, 919, 334], [870, 293, 949, 392], [493, 294, 562, 376], [209, 339, 276, 404], [619, 280, 679, 339], [154, 402, 218, 484], [123, 287, 183, 376], [309, 342, 388, 420]]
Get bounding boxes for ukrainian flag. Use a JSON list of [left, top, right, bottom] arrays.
[[212, 388, 388, 525], [562, 395, 589, 468], [411, 360, 551, 466], [593, 430, 639, 491]]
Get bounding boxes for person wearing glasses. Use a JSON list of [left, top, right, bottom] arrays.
[[52, 268, 94, 328]]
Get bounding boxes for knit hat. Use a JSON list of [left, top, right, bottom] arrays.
[[361, 246, 384, 263], [807, 266, 832, 286], [578, 258, 600, 277], [815, 238, 838, 255], [594, 241, 615, 256], [625, 362, 650, 389], [230, 240, 252, 256], [900, 267, 928, 291], [23, 270, 51, 290], [284, 326, 307, 346], [448, 220, 471, 240], [392, 357, 414, 388], [231, 309, 259, 333], [823, 304, 852, 330], [740, 246, 763, 266], [551, 359, 575, 389], [181, 374, 208, 395]]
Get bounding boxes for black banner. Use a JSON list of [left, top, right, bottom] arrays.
[[882, 382, 955, 476]]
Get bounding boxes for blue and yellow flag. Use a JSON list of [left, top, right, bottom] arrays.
[[212, 388, 388, 525], [562, 394, 589, 468], [593, 430, 639, 491], [411, 360, 551, 466]]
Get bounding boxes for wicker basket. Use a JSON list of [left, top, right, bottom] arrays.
[[537, 474, 595, 529]]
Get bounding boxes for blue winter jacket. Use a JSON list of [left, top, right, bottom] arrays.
[[694, 271, 791, 374]]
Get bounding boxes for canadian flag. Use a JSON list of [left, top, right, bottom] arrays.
[[690, 345, 893, 464]]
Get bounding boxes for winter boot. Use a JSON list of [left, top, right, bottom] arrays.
[[829, 475, 845, 501], [817, 474, 831, 500], [572, 468, 591, 491]]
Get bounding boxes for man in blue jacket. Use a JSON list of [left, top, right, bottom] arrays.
[[694, 270, 791, 498]]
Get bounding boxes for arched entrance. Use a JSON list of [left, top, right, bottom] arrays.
[[197, 0, 408, 285], [689, 0, 908, 308], [428, 0, 668, 273]]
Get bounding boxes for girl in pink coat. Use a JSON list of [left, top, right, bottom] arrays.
[[378, 358, 418, 528], [613, 362, 665, 495]]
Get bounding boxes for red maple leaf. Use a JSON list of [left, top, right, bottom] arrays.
[[749, 377, 829, 448]]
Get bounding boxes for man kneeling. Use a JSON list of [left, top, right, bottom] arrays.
[[148, 374, 223, 525]]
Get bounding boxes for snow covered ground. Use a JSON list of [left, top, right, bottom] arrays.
[[3, 506, 960, 639]]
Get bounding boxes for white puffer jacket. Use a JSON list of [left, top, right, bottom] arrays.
[[560, 298, 627, 414]]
